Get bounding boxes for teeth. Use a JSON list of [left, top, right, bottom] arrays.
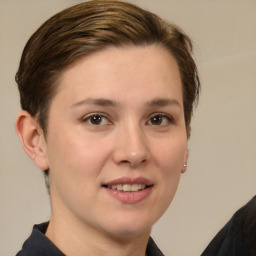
[[117, 184, 122, 191], [123, 184, 131, 192], [107, 184, 147, 192], [131, 184, 138, 191]]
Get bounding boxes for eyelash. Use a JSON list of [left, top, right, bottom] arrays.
[[81, 112, 174, 127]]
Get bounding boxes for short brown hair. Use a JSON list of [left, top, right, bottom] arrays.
[[16, 0, 200, 187]]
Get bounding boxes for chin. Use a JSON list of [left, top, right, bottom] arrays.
[[103, 212, 156, 240]]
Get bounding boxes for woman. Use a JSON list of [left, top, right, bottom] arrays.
[[15, 1, 200, 255]]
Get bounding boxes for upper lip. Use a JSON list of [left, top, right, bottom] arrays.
[[103, 177, 153, 186]]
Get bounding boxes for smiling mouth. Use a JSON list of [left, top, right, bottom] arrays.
[[102, 179, 153, 203], [103, 184, 151, 192]]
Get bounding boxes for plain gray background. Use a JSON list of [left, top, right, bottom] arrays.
[[1, 1, 256, 255]]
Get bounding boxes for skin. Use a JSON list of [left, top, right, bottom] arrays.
[[16, 45, 188, 256]]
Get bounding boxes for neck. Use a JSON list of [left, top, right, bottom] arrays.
[[45, 213, 151, 256]]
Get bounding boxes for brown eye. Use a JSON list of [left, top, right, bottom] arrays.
[[83, 114, 110, 126], [147, 113, 173, 126], [90, 115, 103, 125], [150, 115, 163, 125]]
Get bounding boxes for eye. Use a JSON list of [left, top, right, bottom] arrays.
[[82, 114, 110, 126], [147, 113, 173, 126]]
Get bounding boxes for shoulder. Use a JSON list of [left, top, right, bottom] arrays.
[[201, 195, 256, 256], [15, 222, 64, 256]]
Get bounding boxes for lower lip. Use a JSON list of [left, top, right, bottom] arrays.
[[103, 187, 153, 204]]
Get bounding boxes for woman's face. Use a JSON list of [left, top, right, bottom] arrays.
[[42, 45, 188, 239]]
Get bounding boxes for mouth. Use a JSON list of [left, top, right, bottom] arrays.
[[102, 177, 154, 203], [103, 184, 151, 192]]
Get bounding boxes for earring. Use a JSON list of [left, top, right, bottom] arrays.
[[184, 164, 187, 167]]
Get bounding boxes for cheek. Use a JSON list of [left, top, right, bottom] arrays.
[[46, 132, 111, 209], [153, 137, 187, 172], [45, 131, 115, 198], [152, 136, 187, 201]]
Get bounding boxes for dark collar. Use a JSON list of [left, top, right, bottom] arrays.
[[16, 222, 64, 256]]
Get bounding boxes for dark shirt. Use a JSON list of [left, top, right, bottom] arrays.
[[16, 222, 165, 256], [201, 196, 256, 256]]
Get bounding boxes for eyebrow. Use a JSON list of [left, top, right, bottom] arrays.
[[71, 97, 181, 109], [146, 98, 181, 109], [71, 98, 119, 108]]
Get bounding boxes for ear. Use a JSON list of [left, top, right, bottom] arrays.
[[15, 110, 49, 170], [181, 148, 189, 174]]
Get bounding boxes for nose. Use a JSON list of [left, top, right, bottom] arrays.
[[112, 124, 150, 167]]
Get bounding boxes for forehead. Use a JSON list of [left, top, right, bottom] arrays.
[[54, 45, 183, 106]]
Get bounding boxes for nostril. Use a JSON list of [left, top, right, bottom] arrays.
[[117, 158, 147, 167], [120, 160, 130, 164]]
